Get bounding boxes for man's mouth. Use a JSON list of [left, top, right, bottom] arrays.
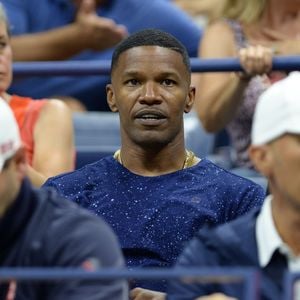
[[134, 110, 167, 126], [136, 113, 165, 120], [135, 110, 166, 119]]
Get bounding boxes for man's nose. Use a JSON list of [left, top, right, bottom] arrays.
[[139, 82, 162, 105]]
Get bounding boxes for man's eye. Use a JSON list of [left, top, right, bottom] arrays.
[[0, 42, 7, 49], [126, 79, 139, 86], [162, 79, 175, 86]]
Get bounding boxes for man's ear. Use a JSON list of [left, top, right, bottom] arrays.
[[248, 144, 273, 177], [106, 84, 118, 112], [184, 86, 195, 113]]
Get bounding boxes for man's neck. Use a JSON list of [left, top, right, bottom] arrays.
[[272, 196, 300, 256], [118, 143, 188, 177]]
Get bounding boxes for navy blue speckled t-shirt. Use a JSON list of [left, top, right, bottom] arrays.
[[43, 156, 265, 291]]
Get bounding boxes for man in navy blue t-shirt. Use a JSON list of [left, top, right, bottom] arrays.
[[44, 29, 265, 292]]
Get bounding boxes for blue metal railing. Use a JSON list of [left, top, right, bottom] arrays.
[[12, 56, 300, 76], [3, 267, 299, 299], [0, 267, 259, 300]]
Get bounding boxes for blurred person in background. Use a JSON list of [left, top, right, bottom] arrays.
[[0, 99, 127, 300], [2, 0, 201, 111], [193, 0, 300, 171], [0, 4, 74, 187], [173, 0, 226, 27]]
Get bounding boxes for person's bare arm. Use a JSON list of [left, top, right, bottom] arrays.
[[26, 164, 47, 187], [253, 28, 300, 55], [194, 21, 249, 132], [194, 21, 272, 132], [195, 293, 237, 300], [11, 24, 88, 61], [130, 287, 166, 300], [129, 288, 236, 300], [32, 99, 75, 183], [174, 0, 225, 20], [11, 0, 127, 61]]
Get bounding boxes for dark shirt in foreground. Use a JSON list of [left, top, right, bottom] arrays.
[[0, 179, 127, 300]]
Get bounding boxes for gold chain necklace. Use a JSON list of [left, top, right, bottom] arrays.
[[113, 149, 197, 169], [182, 149, 197, 169]]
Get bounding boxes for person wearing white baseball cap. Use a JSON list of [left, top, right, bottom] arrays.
[[248, 70, 300, 279], [0, 98, 22, 172], [251, 71, 300, 146], [0, 98, 128, 299], [0, 98, 25, 217], [168, 72, 300, 300]]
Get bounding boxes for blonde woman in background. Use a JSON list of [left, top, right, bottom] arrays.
[[194, 0, 300, 169]]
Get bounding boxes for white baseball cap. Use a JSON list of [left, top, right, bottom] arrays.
[[0, 98, 21, 172], [251, 72, 300, 145]]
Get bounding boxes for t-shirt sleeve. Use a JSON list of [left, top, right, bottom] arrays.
[[44, 214, 128, 300], [42, 177, 67, 199], [43, 176, 92, 208], [232, 182, 265, 218]]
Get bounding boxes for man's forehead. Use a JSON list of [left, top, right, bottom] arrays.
[[280, 133, 300, 142], [71, 0, 103, 6], [116, 46, 187, 71], [121, 45, 181, 58]]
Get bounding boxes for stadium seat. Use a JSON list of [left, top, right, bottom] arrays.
[[73, 112, 121, 169], [184, 110, 215, 158]]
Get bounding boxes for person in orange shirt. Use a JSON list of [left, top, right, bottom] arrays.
[[0, 5, 74, 186]]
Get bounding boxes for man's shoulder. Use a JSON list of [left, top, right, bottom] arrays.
[[195, 159, 263, 189], [43, 156, 116, 188], [204, 208, 259, 242], [34, 186, 97, 221]]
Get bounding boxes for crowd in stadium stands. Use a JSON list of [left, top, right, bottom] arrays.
[[0, 0, 300, 299], [0, 6, 74, 187], [2, 0, 201, 111], [193, 0, 300, 171], [43, 29, 264, 292], [0, 99, 127, 300]]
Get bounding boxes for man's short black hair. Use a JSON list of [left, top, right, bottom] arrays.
[[111, 29, 191, 74]]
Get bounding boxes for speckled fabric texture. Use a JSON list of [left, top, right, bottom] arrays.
[[44, 156, 265, 291]]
